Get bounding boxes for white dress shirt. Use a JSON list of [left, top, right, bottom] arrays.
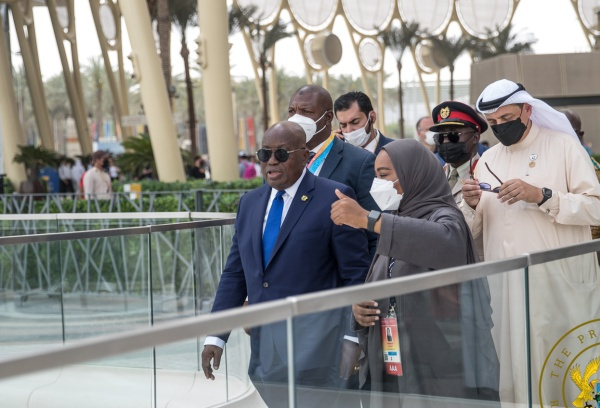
[[205, 170, 307, 350], [362, 129, 380, 154]]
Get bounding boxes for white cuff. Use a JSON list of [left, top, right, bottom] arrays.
[[204, 336, 225, 349], [343, 335, 359, 343]]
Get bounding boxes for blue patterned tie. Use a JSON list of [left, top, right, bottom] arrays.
[[262, 190, 285, 267]]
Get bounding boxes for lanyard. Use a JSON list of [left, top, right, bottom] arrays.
[[307, 134, 335, 173]]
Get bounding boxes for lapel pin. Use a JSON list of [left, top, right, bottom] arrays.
[[301, 195, 308, 202]]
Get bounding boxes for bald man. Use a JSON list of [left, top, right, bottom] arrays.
[[202, 121, 370, 407], [288, 85, 379, 256]]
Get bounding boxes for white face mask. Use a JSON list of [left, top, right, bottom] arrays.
[[342, 115, 372, 147], [424, 131, 436, 146], [370, 178, 403, 211], [288, 111, 328, 143]]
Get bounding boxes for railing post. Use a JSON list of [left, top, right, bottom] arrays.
[[195, 190, 203, 212]]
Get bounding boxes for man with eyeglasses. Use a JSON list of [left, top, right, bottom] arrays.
[[201, 121, 370, 408], [461, 79, 600, 405], [430, 101, 488, 204]]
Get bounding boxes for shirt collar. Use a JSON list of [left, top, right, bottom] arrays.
[[270, 168, 306, 200], [363, 129, 380, 153]]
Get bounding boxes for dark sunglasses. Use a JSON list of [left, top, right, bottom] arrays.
[[434, 131, 474, 144], [480, 162, 504, 193], [256, 148, 306, 163]]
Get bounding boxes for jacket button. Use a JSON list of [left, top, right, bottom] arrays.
[[262, 282, 269, 288]]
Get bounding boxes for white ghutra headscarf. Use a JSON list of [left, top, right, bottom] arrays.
[[476, 79, 578, 140]]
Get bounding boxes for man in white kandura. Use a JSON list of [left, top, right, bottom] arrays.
[[461, 79, 600, 405]]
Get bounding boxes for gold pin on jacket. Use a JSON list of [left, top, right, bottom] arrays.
[[301, 195, 308, 202]]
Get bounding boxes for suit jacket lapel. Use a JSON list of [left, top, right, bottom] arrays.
[[252, 185, 271, 272], [267, 172, 316, 265], [318, 137, 343, 179]]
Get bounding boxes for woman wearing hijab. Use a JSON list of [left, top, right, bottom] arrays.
[[331, 139, 499, 406]]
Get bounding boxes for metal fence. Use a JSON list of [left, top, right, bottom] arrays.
[[0, 189, 251, 214]]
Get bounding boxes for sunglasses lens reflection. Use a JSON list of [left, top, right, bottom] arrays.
[[435, 132, 461, 144], [257, 149, 290, 163]]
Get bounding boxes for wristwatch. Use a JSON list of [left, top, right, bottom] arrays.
[[367, 210, 382, 232], [538, 187, 552, 206]]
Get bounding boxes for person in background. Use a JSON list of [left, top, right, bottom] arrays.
[[562, 109, 593, 155], [331, 139, 499, 406], [288, 84, 379, 257], [415, 115, 436, 153], [71, 159, 85, 194], [190, 156, 207, 179], [58, 158, 73, 194], [562, 109, 600, 244], [83, 150, 112, 200], [108, 157, 120, 181], [334, 91, 394, 155]]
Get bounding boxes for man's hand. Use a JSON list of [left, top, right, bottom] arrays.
[[331, 189, 369, 229], [201, 345, 223, 380], [352, 301, 380, 327], [462, 179, 482, 209], [333, 128, 344, 140], [339, 339, 361, 380], [497, 179, 543, 205]]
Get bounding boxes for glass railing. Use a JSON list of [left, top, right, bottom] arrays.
[[0, 220, 599, 408], [0, 217, 245, 407]]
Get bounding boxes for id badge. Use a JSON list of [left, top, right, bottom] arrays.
[[381, 313, 402, 376]]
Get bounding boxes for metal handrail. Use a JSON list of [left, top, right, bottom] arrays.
[[2, 237, 600, 380], [0, 218, 235, 244]]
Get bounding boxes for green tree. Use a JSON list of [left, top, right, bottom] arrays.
[[430, 34, 469, 100], [379, 22, 420, 138], [469, 24, 537, 62], [170, 0, 198, 157], [229, 4, 293, 134], [146, 0, 172, 103], [84, 57, 105, 140]]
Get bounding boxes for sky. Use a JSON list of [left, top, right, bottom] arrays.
[[6, 0, 595, 90]]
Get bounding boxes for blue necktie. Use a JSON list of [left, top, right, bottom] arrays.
[[262, 190, 285, 267]]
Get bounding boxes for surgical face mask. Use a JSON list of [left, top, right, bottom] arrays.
[[288, 110, 329, 143], [370, 178, 403, 211], [342, 114, 372, 147], [424, 131, 436, 146]]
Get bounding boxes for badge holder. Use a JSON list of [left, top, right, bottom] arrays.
[[381, 304, 403, 376]]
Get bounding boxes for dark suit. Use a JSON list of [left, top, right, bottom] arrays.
[[374, 132, 394, 156], [320, 137, 378, 255], [212, 171, 370, 407]]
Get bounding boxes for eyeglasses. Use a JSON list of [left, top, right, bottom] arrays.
[[256, 148, 306, 163], [479, 162, 504, 193], [434, 131, 474, 144]]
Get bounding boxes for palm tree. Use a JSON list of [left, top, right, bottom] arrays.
[[228, 5, 293, 133], [429, 34, 469, 100], [379, 22, 420, 139], [469, 24, 537, 62], [84, 57, 105, 140], [170, 0, 198, 157], [146, 0, 172, 103]]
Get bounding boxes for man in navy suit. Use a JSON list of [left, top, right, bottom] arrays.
[[333, 91, 394, 156], [201, 121, 370, 407], [288, 85, 379, 257]]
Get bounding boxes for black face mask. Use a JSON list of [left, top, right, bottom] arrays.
[[491, 117, 528, 146], [437, 141, 471, 164]]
